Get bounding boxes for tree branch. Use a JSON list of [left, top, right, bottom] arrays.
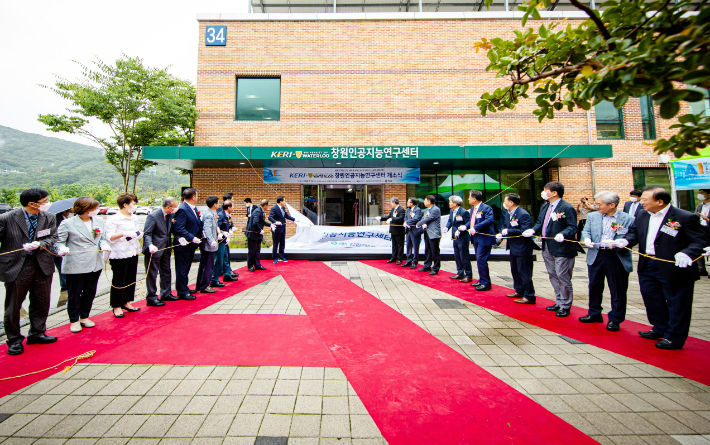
[[623, 0, 673, 41], [512, 60, 592, 85], [569, 0, 614, 45]]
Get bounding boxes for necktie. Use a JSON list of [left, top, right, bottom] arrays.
[[541, 204, 553, 237], [281, 206, 285, 216], [166, 213, 171, 228], [472, 207, 478, 228], [28, 214, 37, 241]]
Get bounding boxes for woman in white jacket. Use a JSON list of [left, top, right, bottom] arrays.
[[56, 197, 111, 333]]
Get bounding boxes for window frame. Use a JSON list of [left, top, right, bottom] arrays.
[[235, 77, 282, 122], [640, 95, 656, 140], [595, 101, 625, 140]]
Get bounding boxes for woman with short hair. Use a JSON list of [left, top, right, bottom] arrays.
[[56, 197, 111, 332], [105, 193, 143, 318]]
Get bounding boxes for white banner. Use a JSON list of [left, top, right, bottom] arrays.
[[264, 167, 420, 184]]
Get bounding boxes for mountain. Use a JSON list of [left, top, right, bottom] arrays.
[[0, 125, 188, 190]]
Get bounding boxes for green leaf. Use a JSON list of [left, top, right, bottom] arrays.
[[613, 93, 629, 109], [539, 25, 548, 38], [683, 70, 710, 86], [660, 100, 681, 119]]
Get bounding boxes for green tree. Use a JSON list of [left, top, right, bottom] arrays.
[[0, 188, 21, 207], [477, 0, 710, 157], [38, 55, 198, 193]]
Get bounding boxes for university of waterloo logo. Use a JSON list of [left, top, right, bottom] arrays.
[[308, 173, 313, 178], [296, 151, 303, 159]]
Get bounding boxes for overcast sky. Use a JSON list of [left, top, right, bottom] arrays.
[[0, 0, 249, 146]]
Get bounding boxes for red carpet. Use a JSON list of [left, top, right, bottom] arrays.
[[93, 314, 336, 367], [363, 260, 710, 387], [279, 261, 596, 445], [0, 266, 279, 398]]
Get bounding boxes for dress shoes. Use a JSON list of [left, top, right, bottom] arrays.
[[70, 322, 82, 333], [256, 266, 268, 271], [606, 321, 620, 332], [223, 276, 238, 282], [418, 267, 431, 272], [579, 314, 604, 323], [211, 282, 227, 288], [188, 289, 198, 295], [470, 281, 480, 286], [7, 343, 23, 355], [147, 300, 166, 307], [429, 270, 439, 275], [409, 263, 418, 269], [475, 284, 492, 291], [386, 259, 396, 263], [546, 304, 560, 311], [655, 338, 682, 350], [249, 267, 256, 272], [232, 270, 240, 276], [514, 298, 535, 304], [121, 305, 140, 312], [179, 294, 196, 301], [200, 287, 217, 294], [556, 308, 570, 317], [459, 277, 473, 283], [396, 261, 402, 265], [161, 295, 179, 302], [273, 259, 279, 264], [507, 293, 524, 298], [282, 258, 289, 263], [401, 262, 412, 268], [113, 310, 125, 318], [639, 330, 663, 340], [450, 275, 464, 280], [80, 319, 95, 328], [26, 334, 58, 345]]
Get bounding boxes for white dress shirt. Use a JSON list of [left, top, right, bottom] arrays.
[[105, 212, 142, 259], [700, 202, 710, 227], [629, 201, 640, 216], [646, 204, 671, 256]]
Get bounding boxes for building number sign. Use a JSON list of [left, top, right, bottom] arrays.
[[205, 26, 226, 46]]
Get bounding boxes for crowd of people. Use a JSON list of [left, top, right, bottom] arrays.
[[0, 181, 708, 355]]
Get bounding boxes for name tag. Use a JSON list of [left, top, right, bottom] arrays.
[[511, 221, 519, 227], [660, 225, 678, 237], [36, 229, 51, 238], [455, 215, 463, 222], [617, 228, 628, 235]]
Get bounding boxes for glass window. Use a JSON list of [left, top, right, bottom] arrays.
[[689, 87, 710, 117], [595, 101, 625, 139], [640, 95, 656, 140], [450, 170, 484, 211], [408, 170, 438, 209], [235, 78, 281, 121]]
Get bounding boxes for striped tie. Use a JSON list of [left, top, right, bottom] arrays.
[[28, 214, 37, 241]]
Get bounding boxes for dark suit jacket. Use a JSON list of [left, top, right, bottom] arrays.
[[625, 205, 707, 283], [446, 206, 471, 243], [247, 206, 271, 241], [144, 209, 172, 258], [172, 202, 203, 252], [622, 200, 644, 218], [695, 202, 710, 238], [503, 206, 535, 257], [531, 199, 578, 257], [404, 206, 423, 236], [386, 206, 406, 236], [0, 209, 58, 282], [216, 207, 232, 232], [466, 203, 496, 247], [247, 204, 257, 219], [268, 204, 296, 234]]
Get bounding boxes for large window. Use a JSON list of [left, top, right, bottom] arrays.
[[640, 95, 656, 140], [595, 101, 625, 139], [235, 78, 281, 121], [689, 87, 710, 117]]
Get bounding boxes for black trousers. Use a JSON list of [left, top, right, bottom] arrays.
[[405, 231, 422, 264], [453, 239, 472, 277], [145, 251, 172, 302], [3, 256, 52, 345], [423, 234, 441, 271], [66, 270, 101, 323], [577, 219, 587, 242], [109, 255, 138, 308], [196, 248, 216, 290], [638, 259, 694, 347], [174, 245, 198, 297], [247, 238, 263, 268], [510, 254, 535, 300], [390, 233, 405, 262], [587, 249, 629, 323], [272, 231, 286, 260]]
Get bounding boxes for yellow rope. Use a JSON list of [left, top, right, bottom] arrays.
[[0, 350, 96, 381]]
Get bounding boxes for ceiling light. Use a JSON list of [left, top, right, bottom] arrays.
[[239, 162, 245, 165], [255, 107, 266, 110], [246, 95, 258, 98], [336, 162, 341, 165], [433, 162, 439, 165]]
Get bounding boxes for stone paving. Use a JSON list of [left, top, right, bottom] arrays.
[[1, 254, 710, 444]]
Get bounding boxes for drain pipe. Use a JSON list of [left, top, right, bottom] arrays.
[[587, 110, 597, 196]]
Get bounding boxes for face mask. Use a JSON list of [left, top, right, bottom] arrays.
[[541, 191, 549, 201], [698, 194, 706, 201], [34, 202, 51, 212], [87, 209, 99, 218], [629, 197, 638, 202], [126, 205, 136, 214], [503, 202, 510, 210]]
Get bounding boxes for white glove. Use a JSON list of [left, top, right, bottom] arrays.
[[100, 243, 112, 252], [443, 227, 449, 233], [225, 236, 231, 244], [704, 246, 710, 258], [218, 233, 225, 240], [422, 224, 428, 229], [554, 233, 564, 243], [584, 238, 594, 249], [404, 223, 409, 229], [275, 221, 282, 225], [614, 238, 629, 249], [458, 225, 467, 232], [522, 229, 535, 238], [124, 230, 139, 238], [178, 237, 188, 246], [375, 216, 381, 221], [260, 230, 264, 235], [57, 246, 70, 256], [469, 228, 476, 234], [270, 225, 275, 232], [210, 241, 218, 248], [495, 233, 503, 241], [229, 228, 235, 235], [386, 218, 392, 224], [192, 237, 201, 244], [23, 242, 40, 251], [675, 252, 693, 268], [149, 244, 158, 254], [502, 229, 508, 236], [136, 230, 144, 240]]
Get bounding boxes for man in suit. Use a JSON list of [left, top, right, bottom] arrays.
[[268, 196, 296, 263], [196, 196, 220, 294], [581, 191, 635, 331], [378, 197, 406, 264], [402, 198, 423, 268], [622, 189, 643, 218], [245, 198, 257, 221], [213, 199, 237, 286], [247, 199, 272, 271], [523, 181, 578, 317], [445, 195, 472, 282], [0, 188, 58, 355], [416, 195, 442, 275], [616, 186, 707, 349], [172, 187, 203, 300], [694, 189, 710, 276], [143, 197, 179, 307], [497, 193, 536, 304], [464, 190, 496, 291]]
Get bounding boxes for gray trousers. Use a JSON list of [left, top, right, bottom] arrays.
[[541, 246, 575, 309], [145, 251, 172, 302], [3, 256, 52, 345]]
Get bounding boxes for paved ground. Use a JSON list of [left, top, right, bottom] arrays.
[[1, 253, 709, 444]]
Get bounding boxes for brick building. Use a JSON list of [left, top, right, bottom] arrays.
[[144, 2, 700, 239]]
